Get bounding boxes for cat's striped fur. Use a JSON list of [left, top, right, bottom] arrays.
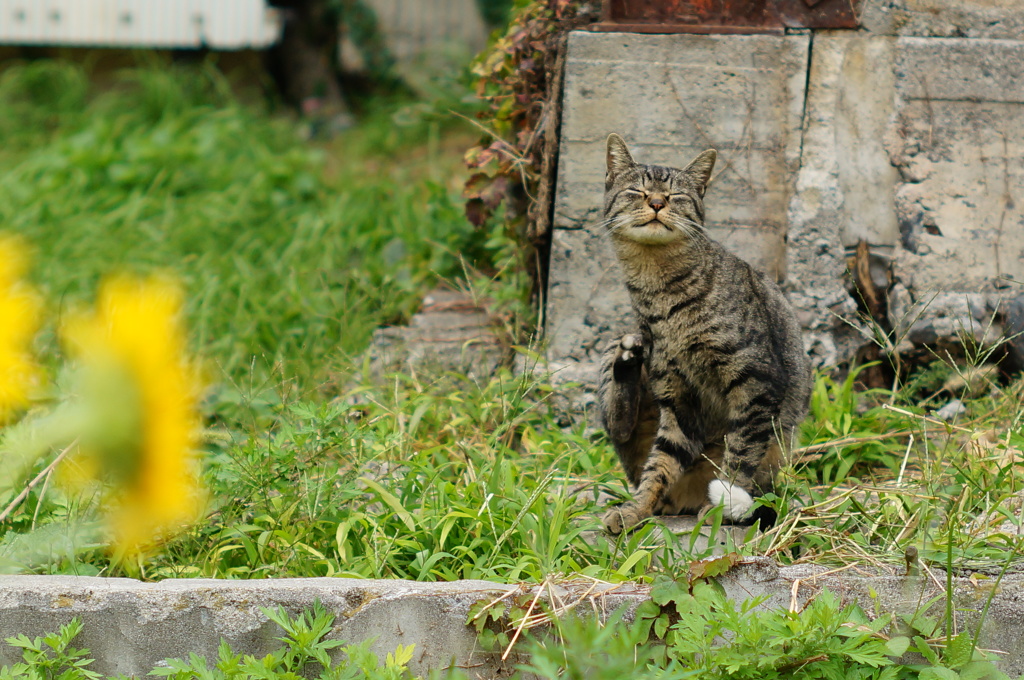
[[598, 134, 811, 534]]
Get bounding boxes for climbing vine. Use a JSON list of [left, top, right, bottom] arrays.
[[463, 0, 598, 272]]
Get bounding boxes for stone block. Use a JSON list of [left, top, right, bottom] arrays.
[[362, 288, 503, 381], [891, 38, 1024, 293], [860, 0, 1024, 40], [880, 37, 1024, 349], [785, 32, 902, 366], [787, 33, 1024, 364], [546, 31, 810, 368]]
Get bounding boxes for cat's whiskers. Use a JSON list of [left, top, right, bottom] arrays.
[[662, 214, 704, 239], [601, 213, 638, 234]]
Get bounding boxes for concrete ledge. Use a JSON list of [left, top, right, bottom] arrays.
[[0, 568, 1022, 676]]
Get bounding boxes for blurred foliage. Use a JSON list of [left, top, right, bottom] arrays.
[[0, 58, 484, 386], [335, 0, 399, 83], [476, 0, 516, 27]]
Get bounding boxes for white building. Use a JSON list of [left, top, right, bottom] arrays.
[[0, 0, 281, 50]]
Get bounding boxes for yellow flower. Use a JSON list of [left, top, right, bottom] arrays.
[[63, 276, 205, 554], [0, 235, 40, 424]]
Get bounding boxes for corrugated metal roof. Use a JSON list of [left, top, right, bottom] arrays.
[[0, 0, 281, 49]]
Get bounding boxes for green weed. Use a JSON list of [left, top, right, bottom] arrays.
[[523, 580, 1015, 680], [2, 618, 99, 680]]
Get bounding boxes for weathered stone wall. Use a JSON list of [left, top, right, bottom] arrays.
[[545, 0, 1024, 389]]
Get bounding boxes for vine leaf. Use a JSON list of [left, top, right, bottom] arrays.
[[688, 552, 741, 584]]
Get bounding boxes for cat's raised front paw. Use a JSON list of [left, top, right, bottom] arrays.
[[602, 503, 646, 535], [612, 334, 644, 380]]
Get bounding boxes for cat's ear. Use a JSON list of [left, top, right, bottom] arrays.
[[683, 149, 717, 197], [606, 134, 635, 177]]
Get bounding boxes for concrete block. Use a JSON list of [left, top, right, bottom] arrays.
[[860, 0, 1024, 40], [1, 570, 1023, 677], [363, 288, 503, 381], [785, 32, 902, 366], [0, 577, 530, 678], [891, 38, 1024, 293], [546, 31, 809, 369], [758, 33, 1024, 365]]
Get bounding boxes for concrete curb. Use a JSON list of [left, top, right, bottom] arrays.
[[0, 566, 1022, 677]]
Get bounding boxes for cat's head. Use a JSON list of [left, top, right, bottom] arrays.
[[603, 133, 716, 246]]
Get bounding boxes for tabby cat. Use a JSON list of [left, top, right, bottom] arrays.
[[598, 133, 812, 534]]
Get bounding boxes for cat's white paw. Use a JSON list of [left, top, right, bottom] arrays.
[[707, 480, 754, 521], [618, 334, 642, 365]]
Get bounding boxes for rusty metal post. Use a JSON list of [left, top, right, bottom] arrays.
[[592, 0, 860, 33]]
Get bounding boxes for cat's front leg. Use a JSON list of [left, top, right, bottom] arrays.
[[603, 406, 701, 534], [599, 333, 645, 443], [708, 386, 786, 526], [599, 334, 658, 488]]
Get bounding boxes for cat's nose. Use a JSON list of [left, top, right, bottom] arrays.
[[649, 196, 666, 211]]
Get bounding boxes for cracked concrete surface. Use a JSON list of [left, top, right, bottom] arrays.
[[1, 566, 1023, 677]]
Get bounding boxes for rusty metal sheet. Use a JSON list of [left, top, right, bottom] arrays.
[[592, 0, 859, 32]]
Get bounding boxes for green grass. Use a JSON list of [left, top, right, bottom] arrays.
[[770, 361, 1024, 575], [0, 58, 487, 386], [1, 57, 1023, 589]]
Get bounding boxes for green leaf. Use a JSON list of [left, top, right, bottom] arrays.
[[957, 660, 1009, 680], [945, 633, 974, 670], [385, 643, 415, 669], [920, 667, 961, 680], [915, 636, 941, 665], [650, 578, 689, 607], [359, 477, 416, 532], [615, 550, 650, 577], [884, 636, 911, 657], [654, 614, 670, 639]]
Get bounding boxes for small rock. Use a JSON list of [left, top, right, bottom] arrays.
[[935, 399, 966, 421], [360, 287, 504, 381]]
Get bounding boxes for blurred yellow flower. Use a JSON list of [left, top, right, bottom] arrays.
[[63, 276, 205, 554], [0, 236, 40, 423]]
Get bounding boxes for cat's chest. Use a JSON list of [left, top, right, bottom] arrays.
[[644, 333, 730, 415]]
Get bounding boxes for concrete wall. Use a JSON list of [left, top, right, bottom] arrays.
[[342, 0, 488, 88], [545, 0, 1024, 383], [2, 565, 1023, 676]]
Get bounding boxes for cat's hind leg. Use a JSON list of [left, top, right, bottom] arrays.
[[708, 440, 782, 527], [664, 445, 723, 515]]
